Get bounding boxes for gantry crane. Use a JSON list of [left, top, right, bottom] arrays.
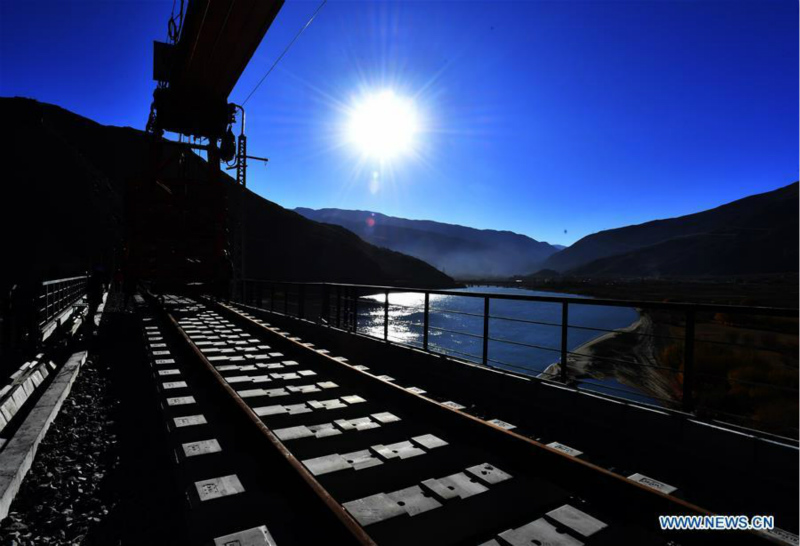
[[129, 0, 282, 295]]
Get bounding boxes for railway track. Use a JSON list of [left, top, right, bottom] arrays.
[[140, 294, 777, 546]]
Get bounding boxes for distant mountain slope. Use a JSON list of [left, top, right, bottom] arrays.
[[1, 97, 455, 289], [568, 226, 798, 278], [295, 208, 560, 279], [243, 197, 457, 286], [540, 182, 798, 277]]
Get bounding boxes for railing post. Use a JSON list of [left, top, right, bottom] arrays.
[[682, 309, 696, 412], [344, 287, 348, 327], [284, 286, 289, 315], [257, 282, 263, 308], [270, 284, 275, 312], [560, 301, 569, 383], [482, 297, 490, 366], [423, 292, 430, 351], [384, 290, 390, 341], [347, 287, 352, 330], [352, 287, 359, 333], [299, 284, 306, 319], [322, 285, 329, 326], [336, 286, 342, 328]]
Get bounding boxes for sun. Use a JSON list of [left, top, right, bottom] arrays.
[[346, 90, 420, 160]]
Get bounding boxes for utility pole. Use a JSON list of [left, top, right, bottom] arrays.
[[228, 105, 268, 301]]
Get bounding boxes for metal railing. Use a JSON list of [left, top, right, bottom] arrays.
[[234, 280, 799, 437], [38, 275, 89, 330], [1, 274, 89, 377]]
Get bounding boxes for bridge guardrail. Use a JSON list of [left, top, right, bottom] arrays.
[[233, 279, 799, 439], [38, 275, 89, 336]]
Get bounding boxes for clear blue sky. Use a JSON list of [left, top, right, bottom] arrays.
[[1, 0, 797, 245]]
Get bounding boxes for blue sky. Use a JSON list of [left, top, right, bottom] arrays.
[[1, 0, 797, 246]]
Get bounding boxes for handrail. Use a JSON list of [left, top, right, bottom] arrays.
[[38, 274, 89, 330], [41, 275, 89, 286], [241, 279, 799, 317]]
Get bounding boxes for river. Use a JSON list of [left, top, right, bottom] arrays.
[[357, 286, 658, 405]]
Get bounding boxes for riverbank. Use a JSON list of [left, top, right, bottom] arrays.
[[540, 311, 681, 407]]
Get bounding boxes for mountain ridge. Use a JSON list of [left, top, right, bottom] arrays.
[[537, 182, 798, 278], [295, 207, 560, 279]]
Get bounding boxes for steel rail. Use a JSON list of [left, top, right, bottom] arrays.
[[163, 309, 378, 546]]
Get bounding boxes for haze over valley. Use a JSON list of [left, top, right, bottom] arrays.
[[297, 182, 799, 282]]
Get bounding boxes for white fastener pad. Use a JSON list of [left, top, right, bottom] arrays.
[[546, 504, 607, 537], [501, 518, 584, 546], [343, 493, 405, 526], [342, 449, 383, 471], [372, 441, 425, 460], [309, 423, 342, 437], [274, 425, 314, 441], [166, 396, 196, 406], [627, 473, 677, 494], [182, 439, 222, 458], [238, 389, 267, 398], [488, 418, 516, 430], [422, 472, 488, 500], [174, 414, 207, 428], [195, 474, 245, 502], [303, 453, 351, 476], [335, 417, 378, 431], [547, 441, 583, 457], [214, 525, 277, 546], [411, 434, 448, 450], [371, 412, 401, 424], [466, 463, 512, 485], [387, 485, 442, 517]]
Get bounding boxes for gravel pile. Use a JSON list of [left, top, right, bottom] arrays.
[[0, 354, 120, 546]]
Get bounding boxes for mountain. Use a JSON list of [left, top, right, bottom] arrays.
[[539, 183, 798, 278], [294, 208, 560, 279], [241, 196, 456, 286], [1, 97, 455, 290]]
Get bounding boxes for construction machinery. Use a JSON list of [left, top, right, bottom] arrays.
[[128, 0, 282, 294]]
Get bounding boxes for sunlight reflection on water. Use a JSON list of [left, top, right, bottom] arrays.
[[358, 286, 657, 404]]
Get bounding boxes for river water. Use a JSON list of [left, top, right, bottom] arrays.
[[357, 286, 657, 404]]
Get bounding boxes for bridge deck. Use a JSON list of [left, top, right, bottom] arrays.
[[12, 291, 782, 544], [125, 293, 788, 546]]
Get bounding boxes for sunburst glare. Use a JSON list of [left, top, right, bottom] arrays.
[[345, 90, 421, 160]]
